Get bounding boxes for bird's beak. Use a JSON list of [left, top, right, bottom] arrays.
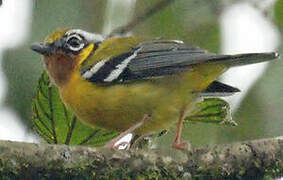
[[30, 42, 52, 56]]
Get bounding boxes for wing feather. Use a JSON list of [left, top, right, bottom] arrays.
[[124, 40, 217, 80]]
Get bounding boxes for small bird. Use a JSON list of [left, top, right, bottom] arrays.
[[31, 29, 279, 149]]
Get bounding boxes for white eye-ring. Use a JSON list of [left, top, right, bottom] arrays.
[[65, 34, 85, 52]]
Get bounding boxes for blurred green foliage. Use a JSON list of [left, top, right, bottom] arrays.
[[2, 0, 283, 148], [134, 0, 221, 52]]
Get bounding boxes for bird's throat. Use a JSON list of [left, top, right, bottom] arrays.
[[44, 54, 76, 87]]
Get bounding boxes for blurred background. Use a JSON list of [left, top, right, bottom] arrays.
[[0, 0, 282, 147]]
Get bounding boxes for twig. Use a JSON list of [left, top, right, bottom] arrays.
[[108, 0, 176, 37]]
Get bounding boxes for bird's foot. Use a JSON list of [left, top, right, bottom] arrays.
[[172, 141, 191, 150], [114, 141, 131, 150]]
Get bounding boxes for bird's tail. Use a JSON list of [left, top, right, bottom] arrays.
[[208, 52, 279, 67]]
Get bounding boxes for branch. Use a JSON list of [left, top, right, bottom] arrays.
[[0, 137, 282, 179], [108, 0, 176, 37]]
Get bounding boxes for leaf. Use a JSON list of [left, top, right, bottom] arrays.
[[184, 98, 238, 126], [32, 71, 118, 146]]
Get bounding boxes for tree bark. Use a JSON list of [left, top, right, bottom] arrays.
[[0, 137, 282, 179]]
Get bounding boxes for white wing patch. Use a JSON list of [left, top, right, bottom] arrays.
[[104, 48, 142, 82], [82, 58, 109, 79]]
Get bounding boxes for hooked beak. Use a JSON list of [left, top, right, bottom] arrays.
[[30, 42, 52, 56]]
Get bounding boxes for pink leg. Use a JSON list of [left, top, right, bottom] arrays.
[[172, 109, 187, 149], [104, 114, 151, 149]]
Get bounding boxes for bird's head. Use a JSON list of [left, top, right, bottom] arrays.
[[31, 29, 104, 86]]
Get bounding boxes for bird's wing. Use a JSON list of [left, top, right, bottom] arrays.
[[125, 40, 211, 81], [81, 39, 221, 84], [81, 38, 278, 84]]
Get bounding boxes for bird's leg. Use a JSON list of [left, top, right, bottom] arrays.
[[172, 108, 187, 149], [104, 114, 151, 149]]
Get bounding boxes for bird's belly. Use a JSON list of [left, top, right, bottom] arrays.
[[60, 78, 195, 135], [74, 103, 180, 135]]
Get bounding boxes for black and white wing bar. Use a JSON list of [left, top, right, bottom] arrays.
[[82, 47, 142, 83]]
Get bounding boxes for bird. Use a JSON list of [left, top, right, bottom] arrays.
[[31, 28, 279, 149]]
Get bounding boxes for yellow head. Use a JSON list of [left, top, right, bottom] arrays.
[[31, 29, 105, 86]]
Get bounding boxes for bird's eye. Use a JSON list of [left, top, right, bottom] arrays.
[[68, 37, 80, 47], [65, 34, 84, 52]]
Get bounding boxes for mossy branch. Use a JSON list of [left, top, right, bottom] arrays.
[[0, 137, 282, 179]]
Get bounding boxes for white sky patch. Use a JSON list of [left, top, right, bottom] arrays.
[[220, 1, 280, 111], [0, 108, 38, 142], [0, 0, 32, 48], [0, 0, 37, 142]]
